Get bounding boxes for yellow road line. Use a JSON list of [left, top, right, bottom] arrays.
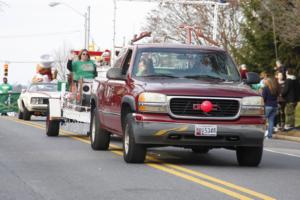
[[4, 117, 275, 200], [147, 163, 252, 200], [146, 156, 275, 200]]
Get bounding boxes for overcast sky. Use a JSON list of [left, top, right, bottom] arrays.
[[0, 0, 157, 85]]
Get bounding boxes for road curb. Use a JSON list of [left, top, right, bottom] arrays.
[[273, 134, 300, 143]]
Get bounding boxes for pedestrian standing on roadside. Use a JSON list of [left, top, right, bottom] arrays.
[[239, 64, 248, 80], [282, 68, 298, 131], [262, 77, 279, 138], [0, 77, 13, 94], [275, 71, 286, 131], [253, 71, 269, 93], [274, 60, 286, 79], [0, 77, 13, 116]]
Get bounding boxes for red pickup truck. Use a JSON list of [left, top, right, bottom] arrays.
[[90, 44, 264, 166]]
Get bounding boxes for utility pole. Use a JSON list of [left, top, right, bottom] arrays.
[[262, 2, 278, 60], [112, 0, 117, 62], [86, 6, 91, 50]]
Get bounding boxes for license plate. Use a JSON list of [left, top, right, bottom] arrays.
[[194, 125, 217, 137]]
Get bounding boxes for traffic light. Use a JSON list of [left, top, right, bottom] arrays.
[[4, 64, 8, 77]]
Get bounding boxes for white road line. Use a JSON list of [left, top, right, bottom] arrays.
[[264, 148, 300, 158]]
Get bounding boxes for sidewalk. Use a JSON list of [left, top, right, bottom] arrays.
[[273, 128, 300, 143]]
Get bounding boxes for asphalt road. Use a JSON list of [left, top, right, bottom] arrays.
[[1, 116, 300, 200]]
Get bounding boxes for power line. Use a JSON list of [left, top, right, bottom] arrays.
[[0, 30, 81, 39], [0, 60, 63, 64]]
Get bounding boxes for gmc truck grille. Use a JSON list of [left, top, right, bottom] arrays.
[[169, 97, 240, 119]]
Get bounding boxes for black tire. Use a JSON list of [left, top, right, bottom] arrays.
[[90, 109, 110, 150], [46, 115, 60, 137], [236, 146, 263, 167], [191, 146, 210, 154], [23, 106, 31, 121], [18, 111, 23, 119], [123, 113, 146, 163]]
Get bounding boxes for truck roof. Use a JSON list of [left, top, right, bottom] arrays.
[[133, 43, 225, 52]]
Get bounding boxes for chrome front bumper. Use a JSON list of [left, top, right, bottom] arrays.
[[130, 117, 265, 147]]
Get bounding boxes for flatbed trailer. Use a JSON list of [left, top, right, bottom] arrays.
[[46, 66, 109, 136]]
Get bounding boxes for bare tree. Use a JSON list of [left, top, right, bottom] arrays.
[[142, 1, 242, 51], [0, 1, 8, 12], [263, 0, 300, 48]]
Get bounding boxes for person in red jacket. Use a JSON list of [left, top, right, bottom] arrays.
[[239, 64, 248, 80]]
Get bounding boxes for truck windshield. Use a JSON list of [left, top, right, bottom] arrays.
[[132, 48, 240, 82]]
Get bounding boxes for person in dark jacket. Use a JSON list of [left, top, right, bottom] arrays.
[[275, 71, 286, 131], [274, 60, 286, 79], [282, 68, 298, 130], [262, 77, 279, 138]]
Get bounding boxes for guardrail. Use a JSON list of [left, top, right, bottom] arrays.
[[0, 93, 21, 113]]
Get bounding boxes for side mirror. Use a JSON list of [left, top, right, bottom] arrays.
[[106, 67, 126, 80], [245, 72, 260, 85]]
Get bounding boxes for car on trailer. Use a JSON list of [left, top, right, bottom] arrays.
[[17, 83, 59, 120]]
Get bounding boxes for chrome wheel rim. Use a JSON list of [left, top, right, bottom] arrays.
[[124, 125, 129, 155]]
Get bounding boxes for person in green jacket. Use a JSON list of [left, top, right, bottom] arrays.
[[67, 49, 97, 82], [67, 49, 97, 106], [0, 77, 13, 116], [0, 77, 13, 94]]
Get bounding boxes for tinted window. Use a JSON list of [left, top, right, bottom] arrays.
[[132, 48, 240, 81]]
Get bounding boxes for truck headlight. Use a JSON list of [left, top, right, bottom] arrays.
[[138, 92, 168, 113], [31, 97, 44, 104], [240, 96, 264, 116]]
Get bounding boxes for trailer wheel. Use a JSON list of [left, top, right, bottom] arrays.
[[46, 115, 60, 137], [90, 109, 110, 150], [123, 113, 146, 163]]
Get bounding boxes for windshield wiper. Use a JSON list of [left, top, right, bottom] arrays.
[[141, 74, 178, 78], [184, 75, 226, 81]]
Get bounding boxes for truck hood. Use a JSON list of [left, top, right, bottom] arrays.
[[135, 78, 259, 98]]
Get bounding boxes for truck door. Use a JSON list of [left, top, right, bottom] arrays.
[[102, 49, 132, 134]]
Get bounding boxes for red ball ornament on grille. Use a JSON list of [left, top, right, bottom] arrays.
[[200, 100, 213, 113]]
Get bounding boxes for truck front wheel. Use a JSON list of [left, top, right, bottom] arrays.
[[236, 146, 263, 166], [123, 114, 146, 163], [90, 109, 110, 150]]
